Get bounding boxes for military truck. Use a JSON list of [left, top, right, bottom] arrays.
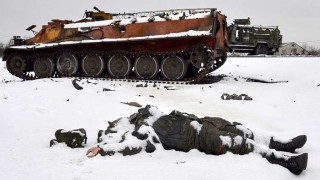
[[227, 18, 282, 55]]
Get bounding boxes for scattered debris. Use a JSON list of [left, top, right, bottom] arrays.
[[103, 88, 115, 92], [246, 78, 288, 84], [1, 79, 16, 84], [86, 80, 98, 85], [120, 102, 142, 107], [72, 79, 83, 90], [164, 86, 178, 90], [50, 79, 62, 82], [221, 93, 253, 101], [149, 95, 155, 98], [176, 161, 186, 164]]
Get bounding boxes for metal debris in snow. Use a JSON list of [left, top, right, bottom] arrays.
[[72, 79, 83, 90], [120, 102, 142, 107], [246, 78, 288, 83]]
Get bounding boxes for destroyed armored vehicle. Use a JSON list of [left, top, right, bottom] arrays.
[[3, 7, 229, 82], [227, 18, 282, 55]]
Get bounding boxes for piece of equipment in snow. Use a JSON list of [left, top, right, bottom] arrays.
[[50, 128, 87, 148], [3, 7, 230, 83], [227, 18, 282, 55]]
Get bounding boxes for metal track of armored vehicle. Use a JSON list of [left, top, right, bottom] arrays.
[[3, 7, 230, 83]]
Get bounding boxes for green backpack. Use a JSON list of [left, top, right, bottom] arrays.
[[50, 128, 87, 148]]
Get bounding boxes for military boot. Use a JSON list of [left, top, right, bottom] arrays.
[[266, 153, 308, 175], [269, 135, 307, 153]]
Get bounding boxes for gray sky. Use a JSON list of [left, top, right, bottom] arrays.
[[0, 0, 319, 47]]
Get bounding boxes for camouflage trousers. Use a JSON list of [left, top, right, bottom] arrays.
[[153, 114, 254, 155], [199, 118, 254, 155]]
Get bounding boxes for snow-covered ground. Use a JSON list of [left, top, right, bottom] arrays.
[[0, 57, 319, 180]]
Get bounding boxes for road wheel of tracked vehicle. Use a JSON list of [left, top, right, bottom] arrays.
[[161, 55, 187, 80], [255, 44, 269, 55], [107, 54, 132, 78], [33, 57, 55, 78], [57, 53, 79, 76], [190, 47, 208, 69], [134, 55, 159, 79], [6, 54, 27, 75], [81, 54, 105, 76]]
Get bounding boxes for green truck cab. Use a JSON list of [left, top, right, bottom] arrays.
[[227, 18, 282, 55]]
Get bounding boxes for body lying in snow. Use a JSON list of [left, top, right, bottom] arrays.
[[87, 105, 308, 175]]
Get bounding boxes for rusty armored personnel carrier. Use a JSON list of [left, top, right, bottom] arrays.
[[3, 7, 229, 82]]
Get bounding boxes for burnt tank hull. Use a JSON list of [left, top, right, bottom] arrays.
[[3, 8, 229, 82]]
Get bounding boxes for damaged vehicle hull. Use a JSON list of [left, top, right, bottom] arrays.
[[3, 8, 229, 83]]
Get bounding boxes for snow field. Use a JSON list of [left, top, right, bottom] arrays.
[[0, 57, 319, 179]]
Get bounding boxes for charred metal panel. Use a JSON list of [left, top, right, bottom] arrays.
[[119, 18, 212, 38], [26, 13, 214, 44]]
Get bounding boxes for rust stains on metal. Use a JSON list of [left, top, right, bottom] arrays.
[[4, 8, 230, 82]]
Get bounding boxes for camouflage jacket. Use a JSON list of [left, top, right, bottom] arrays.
[[97, 105, 232, 156]]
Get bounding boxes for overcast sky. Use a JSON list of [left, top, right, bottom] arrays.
[[0, 0, 319, 47]]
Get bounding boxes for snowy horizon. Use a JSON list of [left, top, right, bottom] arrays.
[[0, 0, 320, 48]]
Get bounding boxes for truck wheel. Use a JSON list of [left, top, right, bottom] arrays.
[[255, 44, 269, 55]]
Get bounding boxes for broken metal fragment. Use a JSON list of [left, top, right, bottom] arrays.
[[121, 102, 142, 107], [72, 79, 83, 90]]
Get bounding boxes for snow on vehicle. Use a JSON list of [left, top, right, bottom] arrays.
[[3, 7, 230, 82]]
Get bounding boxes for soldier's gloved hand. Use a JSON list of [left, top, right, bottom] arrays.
[[86, 147, 102, 158]]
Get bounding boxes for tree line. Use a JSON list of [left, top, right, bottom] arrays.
[[0, 42, 4, 57], [303, 45, 320, 56]]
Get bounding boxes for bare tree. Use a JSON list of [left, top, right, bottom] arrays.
[[0, 42, 4, 57], [307, 46, 320, 56], [301, 44, 320, 56]]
